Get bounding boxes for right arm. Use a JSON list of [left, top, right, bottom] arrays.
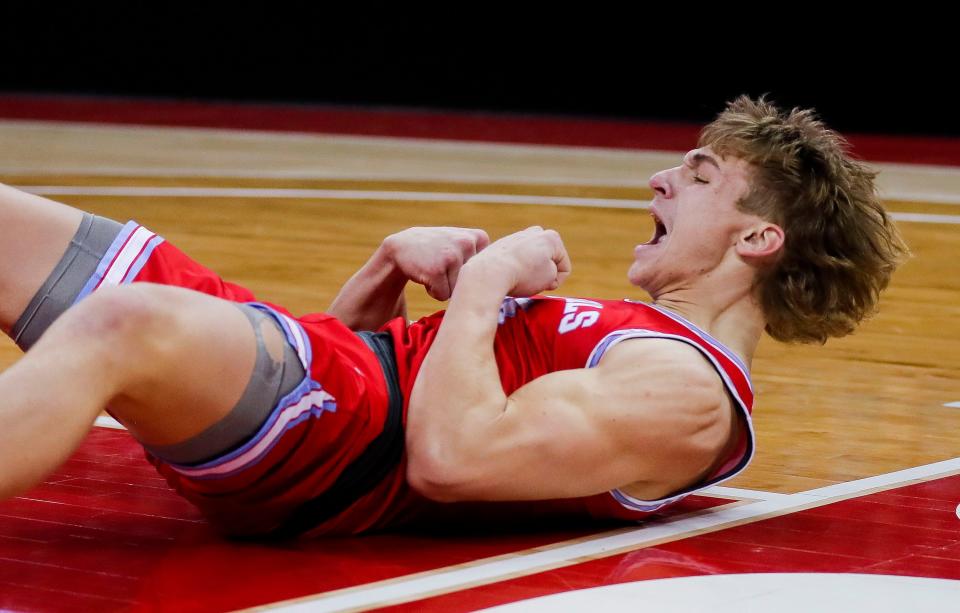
[[405, 227, 732, 503]]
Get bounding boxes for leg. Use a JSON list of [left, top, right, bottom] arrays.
[[0, 283, 289, 499], [0, 183, 86, 334]]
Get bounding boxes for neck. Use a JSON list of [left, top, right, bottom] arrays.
[[651, 278, 766, 369]]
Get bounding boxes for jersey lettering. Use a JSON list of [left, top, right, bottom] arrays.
[[558, 298, 603, 334]]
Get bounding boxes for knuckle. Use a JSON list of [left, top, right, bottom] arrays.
[[439, 246, 459, 263], [424, 263, 445, 278]]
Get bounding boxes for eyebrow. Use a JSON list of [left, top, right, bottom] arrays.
[[686, 151, 721, 171]]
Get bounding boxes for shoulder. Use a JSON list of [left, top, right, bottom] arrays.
[[593, 337, 738, 499], [593, 336, 731, 460], [596, 335, 725, 399]]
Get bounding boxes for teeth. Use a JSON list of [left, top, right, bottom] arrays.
[[652, 213, 666, 236], [651, 212, 666, 230], [646, 211, 667, 246]]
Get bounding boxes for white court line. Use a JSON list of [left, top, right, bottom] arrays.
[[1, 165, 657, 186], [93, 415, 124, 430], [16, 186, 960, 224], [700, 485, 793, 501], [8, 146, 960, 205], [8, 166, 960, 203], [18, 186, 648, 210], [944, 401, 960, 408], [263, 457, 960, 612], [887, 212, 960, 224], [883, 191, 960, 206], [798, 458, 960, 499]]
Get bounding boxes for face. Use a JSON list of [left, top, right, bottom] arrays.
[[628, 147, 758, 296]]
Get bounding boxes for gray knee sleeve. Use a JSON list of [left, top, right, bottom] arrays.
[[12, 213, 123, 351], [11, 214, 306, 466], [142, 304, 306, 465]]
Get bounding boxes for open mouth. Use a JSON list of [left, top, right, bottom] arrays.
[[645, 211, 668, 245]]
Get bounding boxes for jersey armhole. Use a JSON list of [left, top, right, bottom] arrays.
[[583, 328, 756, 513]]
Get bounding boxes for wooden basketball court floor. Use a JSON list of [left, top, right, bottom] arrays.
[[0, 96, 958, 611]]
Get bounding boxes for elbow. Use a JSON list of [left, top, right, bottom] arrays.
[[405, 447, 473, 503]]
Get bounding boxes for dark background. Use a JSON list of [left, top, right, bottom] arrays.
[[0, 4, 950, 136]]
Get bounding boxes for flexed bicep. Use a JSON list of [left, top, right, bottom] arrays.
[[407, 340, 730, 504], [408, 366, 644, 502]]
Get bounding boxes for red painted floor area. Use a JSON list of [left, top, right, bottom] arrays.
[[0, 428, 726, 612], [395, 476, 960, 612], [4, 94, 960, 166], [5, 429, 957, 611]]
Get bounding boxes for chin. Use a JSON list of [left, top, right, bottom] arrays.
[[626, 262, 648, 288], [627, 262, 666, 298]]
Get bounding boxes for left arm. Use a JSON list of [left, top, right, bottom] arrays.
[[327, 227, 489, 330], [327, 240, 409, 331]]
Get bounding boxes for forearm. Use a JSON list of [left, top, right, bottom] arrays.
[[327, 243, 408, 331], [406, 261, 511, 471]]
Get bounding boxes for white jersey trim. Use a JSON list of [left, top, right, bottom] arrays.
[[584, 328, 756, 514]]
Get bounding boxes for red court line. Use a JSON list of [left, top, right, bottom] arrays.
[[3, 94, 960, 166]]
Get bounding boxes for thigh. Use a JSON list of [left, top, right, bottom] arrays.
[[104, 283, 268, 447], [10, 209, 258, 351], [0, 184, 84, 333], [143, 306, 390, 537]]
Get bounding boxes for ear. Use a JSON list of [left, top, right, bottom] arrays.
[[736, 222, 784, 261]]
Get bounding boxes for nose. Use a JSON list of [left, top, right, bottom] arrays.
[[649, 170, 673, 199]]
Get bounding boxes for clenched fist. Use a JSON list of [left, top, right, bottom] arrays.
[[462, 226, 572, 297], [382, 227, 490, 301]]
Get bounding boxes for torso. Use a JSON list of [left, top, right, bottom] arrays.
[[124, 233, 756, 536], [342, 296, 758, 532]]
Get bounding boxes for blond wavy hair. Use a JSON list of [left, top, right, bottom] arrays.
[[700, 96, 909, 343]]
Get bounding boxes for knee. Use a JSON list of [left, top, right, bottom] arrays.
[[59, 284, 173, 351]]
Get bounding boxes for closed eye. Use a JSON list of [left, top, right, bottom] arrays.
[[683, 162, 710, 185]]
